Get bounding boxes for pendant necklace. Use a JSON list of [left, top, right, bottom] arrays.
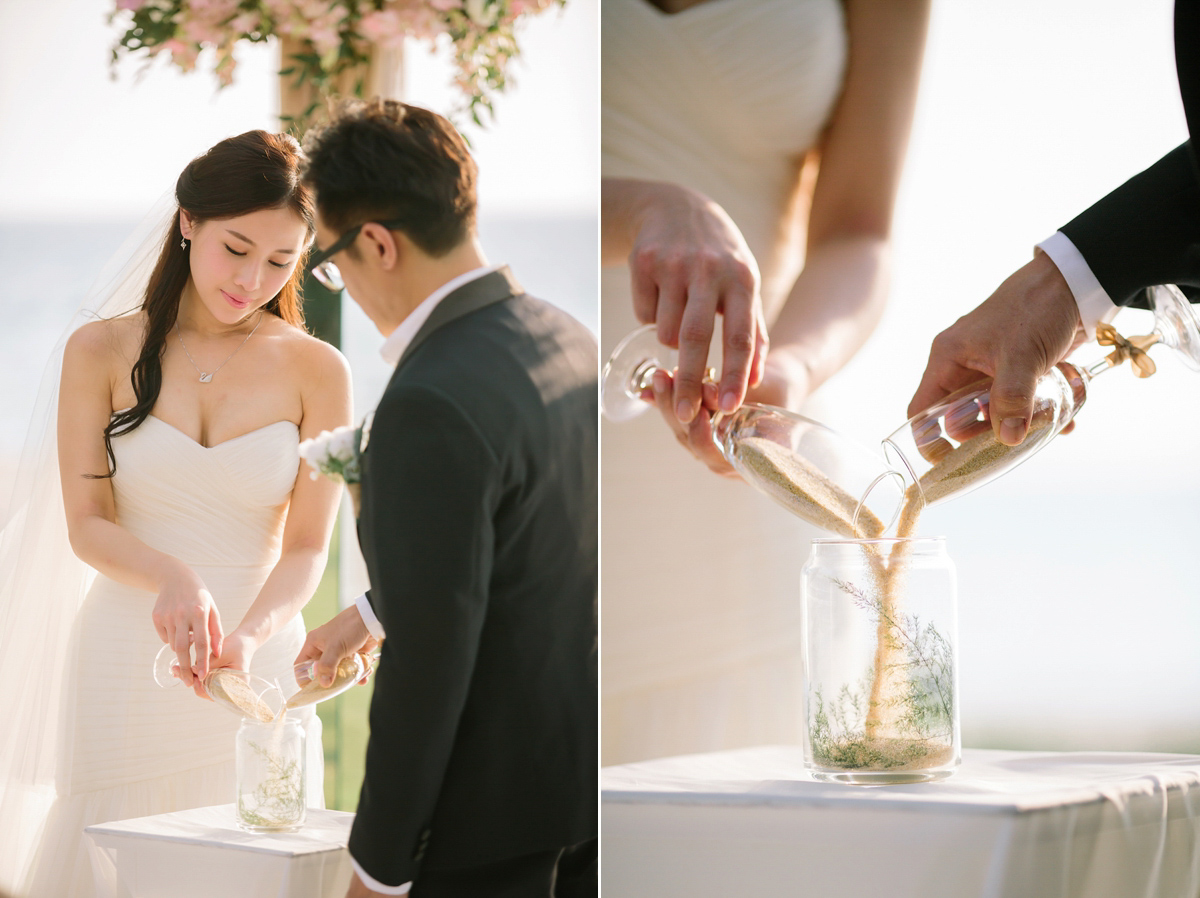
[[175, 312, 264, 383]]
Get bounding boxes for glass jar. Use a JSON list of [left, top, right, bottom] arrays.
[[801, 537, 960, 784], [235, 715, 307, 832]]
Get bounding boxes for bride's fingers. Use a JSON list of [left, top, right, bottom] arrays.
[[174, 630, 193, 688], [651, 369, 686, 444], [208, 605, 224, 661], [193, 630, 209, 682], [688, 393, 732, 474]]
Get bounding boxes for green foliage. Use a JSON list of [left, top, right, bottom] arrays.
[[808, 577, 955, 771], [238, 738, 306, 828], [107, 0, 568, 135]]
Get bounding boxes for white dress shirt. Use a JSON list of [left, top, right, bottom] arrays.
[[1036, 231, 1119, 340], [378, 263, 504, 366], [349, 262, 503, 895]]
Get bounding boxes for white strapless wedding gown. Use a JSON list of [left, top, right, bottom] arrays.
[[602, 0, 849, 764], [22, 415, 324, 898]]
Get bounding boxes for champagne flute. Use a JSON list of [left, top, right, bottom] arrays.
[[603, 325, 904, 537], [284, 650, 380, 709], [879, 284, 1200, 513], [152, 642, 284, 722]]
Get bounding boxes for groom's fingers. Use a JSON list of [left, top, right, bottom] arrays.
[[989, 350, 1043, 446], [294, 636, 321, 667], [317, 645, 343, 688]]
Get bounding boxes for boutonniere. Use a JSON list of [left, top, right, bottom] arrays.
[[299, 412, 374, 515]]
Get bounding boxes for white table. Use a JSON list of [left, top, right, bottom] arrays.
[[85, 804, 355, 898], [602, 746, 1200, 898]]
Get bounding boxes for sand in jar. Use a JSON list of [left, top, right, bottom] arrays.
[[236, 712, 306, 831], [853, 422, 1049, 771], [736, 423, 1038, 775], [743, 427, 1016, 775]]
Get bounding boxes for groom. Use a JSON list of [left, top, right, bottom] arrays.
[[296, 99, 598, 897]]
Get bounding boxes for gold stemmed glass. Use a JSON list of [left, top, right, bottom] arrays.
[[880, 284, 1200, 513]]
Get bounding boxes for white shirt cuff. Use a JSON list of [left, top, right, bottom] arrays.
[[355, 592, 387, 641], [350, 855, 411, 894], [1036, 230, 1119, 341]]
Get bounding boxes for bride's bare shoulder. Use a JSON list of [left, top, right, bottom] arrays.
[[64, 312, 146, 369], [268, 315, 352, 387]]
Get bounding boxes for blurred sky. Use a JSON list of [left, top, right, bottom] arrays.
[[0, 0, 597, 219]]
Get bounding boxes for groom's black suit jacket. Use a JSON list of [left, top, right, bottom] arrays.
[[349, 267, 598, 887], [1059, 2, 1200, 306]]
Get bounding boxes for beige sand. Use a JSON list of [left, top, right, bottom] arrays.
[[735, 437, 885, 539], [208, 671, 277, 723]]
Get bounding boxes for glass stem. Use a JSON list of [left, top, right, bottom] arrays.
[[630, 359, 659, 396]]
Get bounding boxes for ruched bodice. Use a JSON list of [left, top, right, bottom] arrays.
[[602, 0, 846, 320], [21, 412, 321, 897], [601, 0, 849, 765], [111, 416, 299, 567]]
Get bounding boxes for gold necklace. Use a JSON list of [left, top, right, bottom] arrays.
[[175, 312, 264, 383]]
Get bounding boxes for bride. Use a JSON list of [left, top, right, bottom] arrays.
[[601, 0, 930, 764], [0, 129, 351, 897]]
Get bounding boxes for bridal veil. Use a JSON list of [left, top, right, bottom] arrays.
[[0, 195, 177, 891]]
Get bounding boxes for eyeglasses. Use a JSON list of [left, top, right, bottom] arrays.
[[308, 219, 408, 291]]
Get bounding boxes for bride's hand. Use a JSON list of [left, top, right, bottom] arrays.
[[151, 562, 223, 690], [201, 630, 259, 700], [617, 180, 769, 423], [648, 350, 813, 477], [649, 370, 732, 476]]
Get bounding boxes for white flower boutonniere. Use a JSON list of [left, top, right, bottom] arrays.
[[299, 413, 373, 515]]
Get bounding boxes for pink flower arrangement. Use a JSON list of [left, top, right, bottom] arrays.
[[109, 0, 564, 130]]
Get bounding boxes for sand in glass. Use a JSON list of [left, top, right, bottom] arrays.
[[154, 644, 380, 717], [603, 325, 904, 538], [152, 643, 284, 722], [283, 651, 379, 710], [878, 284, 1200, 527]]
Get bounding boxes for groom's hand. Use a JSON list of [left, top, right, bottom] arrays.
[[908, 251, 1085, 446], [295, 606, 379, 688]]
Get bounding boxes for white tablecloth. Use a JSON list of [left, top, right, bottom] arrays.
[[602, 746, 1200, 898], [85, 804, 355, 898]]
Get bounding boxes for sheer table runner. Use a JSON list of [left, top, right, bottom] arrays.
[[602, 746, 1200, 898], [85, 804, 354, 898]]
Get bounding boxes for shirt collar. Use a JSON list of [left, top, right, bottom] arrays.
[[379, 264, 504, 367]]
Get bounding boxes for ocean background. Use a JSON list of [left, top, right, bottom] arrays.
[[0, 212, 596, 461]]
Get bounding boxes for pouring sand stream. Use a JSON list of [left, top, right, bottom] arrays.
[[737, 423, 1050, 773]]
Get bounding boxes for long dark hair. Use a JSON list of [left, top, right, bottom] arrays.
[[96, 130, 315, 477]]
